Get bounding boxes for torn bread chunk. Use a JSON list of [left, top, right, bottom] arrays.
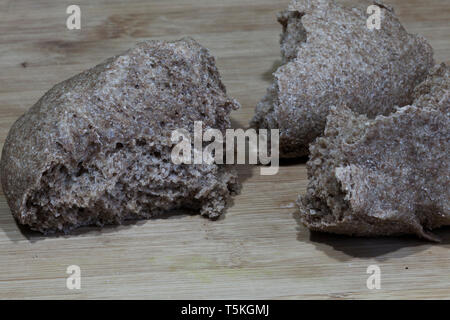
[[0, 38, 240, 234], [251, 0, 434, 158], [297, 64, 449, 241]]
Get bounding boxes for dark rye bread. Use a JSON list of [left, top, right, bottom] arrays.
[[0, 38, 240, 234], [251, 0, 434, 158], [297, 64, 450, 241]]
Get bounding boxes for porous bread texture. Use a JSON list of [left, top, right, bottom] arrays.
[[251, 0, 434, 158], [413, 63, 449, 113], [297, 64, 450, 241], [0, 38, 241, 234]]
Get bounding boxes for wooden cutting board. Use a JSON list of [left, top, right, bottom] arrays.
[[0, 0, 449, 299]]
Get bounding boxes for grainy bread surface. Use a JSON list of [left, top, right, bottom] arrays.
[[251, 0, 434, 158], [413, 63, 449, 113], [297, 64, 450, 241], [0, 38, 240, 234]]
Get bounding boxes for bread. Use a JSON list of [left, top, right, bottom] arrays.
[[0, 38, 241, 234], [251, 0, 434, 158], [297, 64, 449, 241], [412, 63, 449, 112]]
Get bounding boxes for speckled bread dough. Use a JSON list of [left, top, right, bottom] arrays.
[[0, 38, 241, 234], [297, 64, 450, 241], [413, 63, 449, 113], [251, 0, 434, 158]]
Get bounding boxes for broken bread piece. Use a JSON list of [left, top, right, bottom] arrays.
[[0, 38, 240, 234], [297, 83, 449, 241], [251, 0, 434, 157], [298, 64, 450, 241]]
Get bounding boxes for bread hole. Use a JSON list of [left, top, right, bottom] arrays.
[[115, 142, 124, 150], [136, 138, 146, 146], [58, 165, 68, 175]]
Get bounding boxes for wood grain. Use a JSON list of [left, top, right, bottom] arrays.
[[0, 0, 449, 299]]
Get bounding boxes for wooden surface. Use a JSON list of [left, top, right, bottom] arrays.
[[0, 0, 449, 299]]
